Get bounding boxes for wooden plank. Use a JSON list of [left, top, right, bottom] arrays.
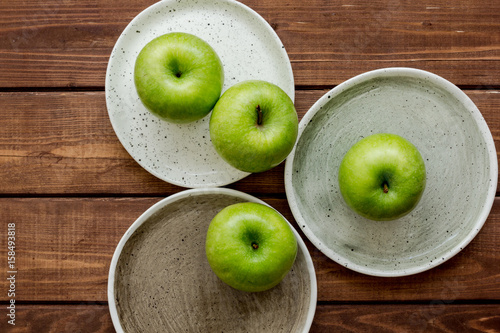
[[0, 197, 498, 302], [311, 303, 500, 332], [0, 197, 158, 302], [1, 303, 498, 333], [0, 89, 498, 195], [0, 0, 499, 88], [0, 304, 114, 333]]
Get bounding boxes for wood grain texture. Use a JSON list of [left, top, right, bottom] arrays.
[[0, 197, 498, 303], [1, 303, 498, 333], [0, 89, 498, 195], [310, 303, 500, 333], [0, 304, 113, 333], [0, 0, 498, 88], [1, 0, 498, 331]]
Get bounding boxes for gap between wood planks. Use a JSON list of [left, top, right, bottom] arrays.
[[0, 299, 498, 306], [0, 85, 498, 93]]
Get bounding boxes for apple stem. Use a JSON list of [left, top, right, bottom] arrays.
[[383, 182, 389, 193], [251, 242, 259, 250], [256, 105, 263, 126]]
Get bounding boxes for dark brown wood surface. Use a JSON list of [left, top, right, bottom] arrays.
[[1, 0, 499, 88], [0, 0, 499, 332]]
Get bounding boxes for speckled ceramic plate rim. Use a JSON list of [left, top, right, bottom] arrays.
[[105, 0, 294, 188], [284, 67, 498, 277], [107, 188, 317, 333]]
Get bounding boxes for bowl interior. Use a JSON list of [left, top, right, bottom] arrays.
[[286, 68, 497, 276], [111, 190, 315, 332]]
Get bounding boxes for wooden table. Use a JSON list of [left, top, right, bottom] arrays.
[[1, 0, 499, 331]]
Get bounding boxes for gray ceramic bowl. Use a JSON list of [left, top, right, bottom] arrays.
[[108, 188, 317, 332], [285, 67, 497, 277]]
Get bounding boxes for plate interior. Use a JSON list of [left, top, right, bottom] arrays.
[[114, 193, 312, 332], [288, 72, 496, 275]]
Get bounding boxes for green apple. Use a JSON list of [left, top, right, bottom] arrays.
[[338, 133, 426, 221], [209, 80, 298, 173], [205, 202, 298, 292], [134, 32, 224, 123]]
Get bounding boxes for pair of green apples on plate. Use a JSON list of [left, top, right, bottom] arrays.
[[134, 32, 426, 292], [134, 31, 298, 174]]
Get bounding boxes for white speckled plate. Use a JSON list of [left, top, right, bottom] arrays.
[[285, 67, 498, 277], [106, 0, 294, 188], [108, 188, 316, 333]]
